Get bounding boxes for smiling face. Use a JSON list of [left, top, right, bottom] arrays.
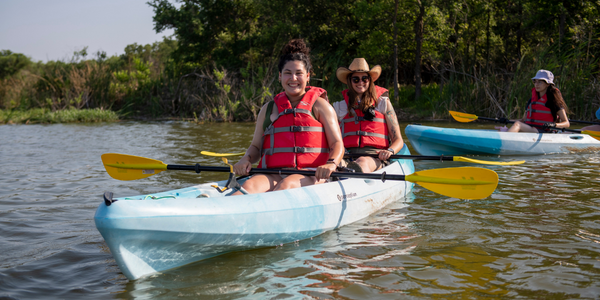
[[350, 72, 370, 96], [279, 60, 309, 99], [533, 79, 550, 96]]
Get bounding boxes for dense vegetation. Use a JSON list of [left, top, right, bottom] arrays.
[[1, 0, 599, 124]]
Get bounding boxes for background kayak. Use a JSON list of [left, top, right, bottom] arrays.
[[406, 124, 600, 156]]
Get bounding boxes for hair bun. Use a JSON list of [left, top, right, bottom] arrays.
[[282, 39, 310, 56]]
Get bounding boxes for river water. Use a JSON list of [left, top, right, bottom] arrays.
[[1, 121, 599, 299]]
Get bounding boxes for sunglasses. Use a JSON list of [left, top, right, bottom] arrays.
[[351, 75, 370, 84]]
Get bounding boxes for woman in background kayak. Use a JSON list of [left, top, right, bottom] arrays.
[[331, 58, 404, 173], [508, 69, 570, 133], [231, 39, 344, 194], [581, 108, 600, 132]]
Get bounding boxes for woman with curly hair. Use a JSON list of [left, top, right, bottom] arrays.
[[231, 39, 343, 194]]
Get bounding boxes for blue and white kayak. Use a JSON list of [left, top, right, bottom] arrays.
[[94, 146, 415, 280], [405, 124, 600, 156]]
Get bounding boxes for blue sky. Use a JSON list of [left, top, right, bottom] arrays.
[[0, 0, 174, 62]]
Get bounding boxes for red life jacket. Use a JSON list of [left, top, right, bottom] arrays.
[[258, 86, 330, 169], [525, 87, 555, 127], [340, 86, 389, 149]]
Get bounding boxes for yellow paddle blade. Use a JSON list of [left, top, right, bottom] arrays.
[[582, 130, 600, 141], [406, 167, 498, 200], [453, 156, 525, 166], [449, 110, 478, 123], [200, 151, 245, 157], [101, 153, 167, 181]]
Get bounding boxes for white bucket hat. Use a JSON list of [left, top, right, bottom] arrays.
[[531, 69, 554, 85]]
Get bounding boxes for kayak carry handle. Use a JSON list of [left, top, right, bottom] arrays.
[[104, 191, 116, 206]]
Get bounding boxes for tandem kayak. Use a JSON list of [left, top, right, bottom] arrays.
[[405, 124, 600, 156], [95, 146, 415, 280]]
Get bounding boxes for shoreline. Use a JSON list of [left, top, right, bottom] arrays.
[[1, 107, 449, 125]]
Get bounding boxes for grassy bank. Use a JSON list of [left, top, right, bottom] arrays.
[[0, 108, 119, 124]]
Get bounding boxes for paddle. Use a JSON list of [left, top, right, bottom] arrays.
[[201, 151, 524, 166], [344, 153, 523, 165], [101, 153, 499, 200], [449, 111, 600, 140], [449, 110, 514, 124], [200, 151, 246, 157], [568, 119, 600, 125]]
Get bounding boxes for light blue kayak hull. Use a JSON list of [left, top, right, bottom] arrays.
[[405, 124, 600, 156], [95, 146, 415, 280]]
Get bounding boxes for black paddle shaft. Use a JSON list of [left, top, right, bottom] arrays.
[[166, 164, 406, 181], [344, 153, 455, 162], [569, 119, 600, 125], [477, 116, 581, 133], [477, 116, 514, 124]]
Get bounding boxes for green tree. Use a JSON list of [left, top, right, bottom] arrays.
[[0, 50, 32, 79]]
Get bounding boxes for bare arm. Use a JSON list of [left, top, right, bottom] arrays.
[[384, 99, 404, 152], [555, 109, 570, 128], [378, 99, 404, 160], [313, 97, 344, 180], [233, 102, 269, 175]]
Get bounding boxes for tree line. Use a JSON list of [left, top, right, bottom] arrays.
[[1, 0, 599, 122]]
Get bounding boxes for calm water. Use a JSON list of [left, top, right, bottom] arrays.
[[1, 121, 599, 299]]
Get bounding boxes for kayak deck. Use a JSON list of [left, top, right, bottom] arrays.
[[95, 146, 415, 280]]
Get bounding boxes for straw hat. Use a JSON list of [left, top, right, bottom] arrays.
[[336, 58, 382, 84]]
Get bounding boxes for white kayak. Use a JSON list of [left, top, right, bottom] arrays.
[[94, 146, 415, 280], [405, 124, 600, 156]]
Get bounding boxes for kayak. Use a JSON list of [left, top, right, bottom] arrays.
[[405, 124, 600, 156], [95, 146, 415, 280]]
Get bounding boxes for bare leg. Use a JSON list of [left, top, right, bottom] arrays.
[[507, 121, 539, 133], [231, 174, 282, 195], [582, 125, 600, 131], [273, 174, 320, 191], [354, 156, 383, 173]]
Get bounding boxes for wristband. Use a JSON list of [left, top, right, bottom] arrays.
[[387, 148, 395, 153], [326, 159, 336, 165]]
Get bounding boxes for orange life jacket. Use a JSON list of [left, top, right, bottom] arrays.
[[258, 86, 330, 169], [340, 86, 389, 149], [525, 87, 555, 127]]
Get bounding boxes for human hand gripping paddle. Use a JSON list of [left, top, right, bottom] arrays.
[[101, 153, 499, 200], [200, 151, 524, 166], [449, 111, 600, 141]]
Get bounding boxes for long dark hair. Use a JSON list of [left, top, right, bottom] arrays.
[[346, 73, 377, 112], [278, 39, 311, 73], [545, 85, 569, 120]]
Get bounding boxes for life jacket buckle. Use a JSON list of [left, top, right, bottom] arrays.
[[284, 108, 296, 117], [293, 146, 306, 153], [290, 126, 303, 132]]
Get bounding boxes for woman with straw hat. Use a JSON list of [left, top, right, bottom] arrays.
[[332, 58, 404, 173], [507, 69, 570, 133]]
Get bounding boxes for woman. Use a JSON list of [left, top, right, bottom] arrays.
[[232, 39, 344, 195], [508, 69, 570, 133], [332, 58, 404, 173], [581, 108, 600, 132]]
